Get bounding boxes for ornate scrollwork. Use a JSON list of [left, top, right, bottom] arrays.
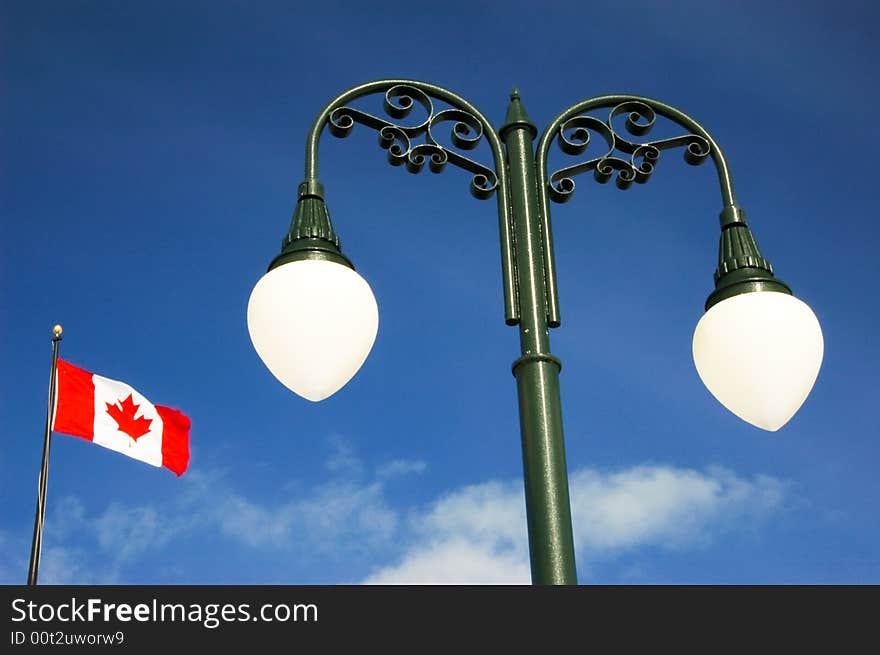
[[548, 101, 711, 203], [326, 84, 498, 199]]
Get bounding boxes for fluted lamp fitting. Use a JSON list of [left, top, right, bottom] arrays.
[[692, 208, 823, 431], [247, 182, 378, 402]]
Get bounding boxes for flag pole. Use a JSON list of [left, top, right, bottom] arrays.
[[27, 324, 63, 586]]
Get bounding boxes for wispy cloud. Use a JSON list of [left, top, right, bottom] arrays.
[[0, 532, 28, 585], [37, 496, 179, 583], [363, 465, 787, 584], [0, 456, 395, 584], [2, 443, 787, 584], [40, 545, 119, 585], [376, 459, 427, 480], [324, 436, 364, 477], [93, 503, 177, 561]]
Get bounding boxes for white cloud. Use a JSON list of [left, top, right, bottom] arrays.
[[363, 479, 529, 584], [12, 442, 787, 585], [364, 538, 530, 584], [569, 465, 786, 553], [419, 480, 526, 555], [361, 465, 787, 584]]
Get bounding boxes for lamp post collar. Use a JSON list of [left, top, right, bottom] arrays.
[[268, 179, 354, 272], [706, 207, 791, 310]]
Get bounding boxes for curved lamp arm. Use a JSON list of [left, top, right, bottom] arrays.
[[301, 79, 520, 324], [535, 95, 741, 325]]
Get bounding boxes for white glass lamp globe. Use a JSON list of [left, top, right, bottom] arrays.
[[692, 291, 823, 431], [247, 259, 379, 402]]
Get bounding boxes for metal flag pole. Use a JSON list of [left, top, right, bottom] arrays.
[[27, 324, 63, 586]]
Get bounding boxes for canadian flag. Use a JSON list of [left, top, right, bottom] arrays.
[[52, 359, 190, 476]]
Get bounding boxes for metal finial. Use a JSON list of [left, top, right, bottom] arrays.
[[52, 325, 63, 336], [510, 87, 521, 101]]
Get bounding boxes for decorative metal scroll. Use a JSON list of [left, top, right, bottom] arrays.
[[327, 84, 498, 200], [547, 101, 711, 203]]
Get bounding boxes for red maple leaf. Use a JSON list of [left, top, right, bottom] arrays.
[[106, 394, 153, 440]]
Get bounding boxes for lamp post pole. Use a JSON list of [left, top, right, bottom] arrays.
[[247, 79, 824, 585], [501, 90, 576, 584]]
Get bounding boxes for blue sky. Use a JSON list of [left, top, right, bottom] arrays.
[[1, 0, 878, 584]]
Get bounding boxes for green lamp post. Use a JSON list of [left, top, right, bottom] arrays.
[[246, 80, 824, 585]]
